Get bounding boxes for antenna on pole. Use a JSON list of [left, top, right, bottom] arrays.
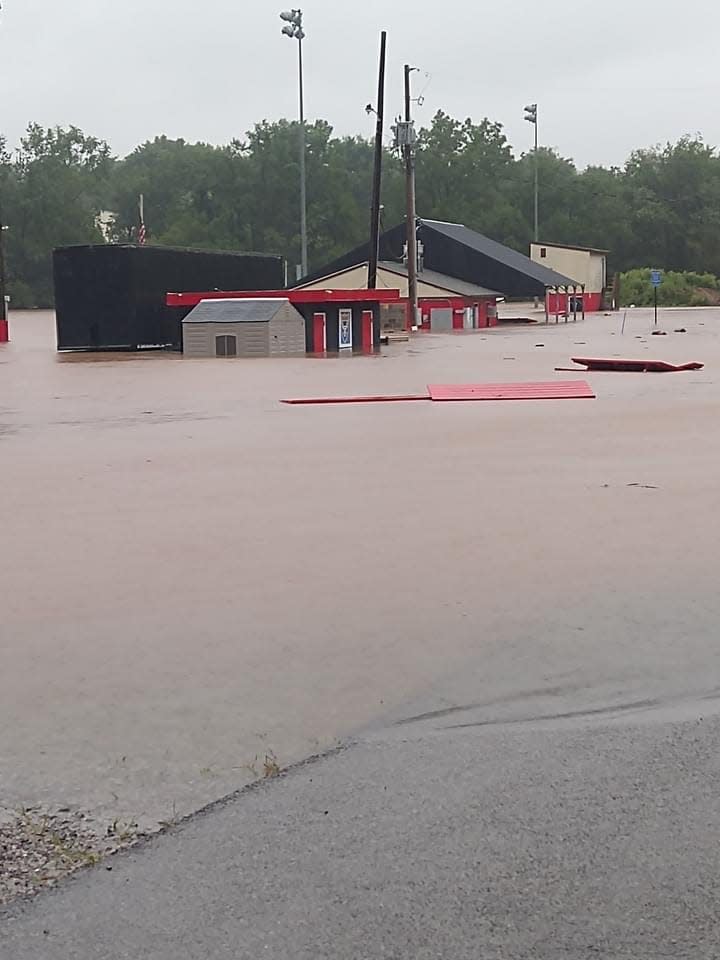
[[399, 65, 419, 331]]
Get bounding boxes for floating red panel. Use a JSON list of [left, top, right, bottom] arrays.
[[281, 393, 429, 405], [427, 380, 595, 401], [572, 357, 704, 373]]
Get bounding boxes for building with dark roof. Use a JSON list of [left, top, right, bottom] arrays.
[[296, 259, 501, 331], [300, 218, 574, 301]]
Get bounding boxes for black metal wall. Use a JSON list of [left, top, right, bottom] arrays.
[[54, 245, 286, 351]]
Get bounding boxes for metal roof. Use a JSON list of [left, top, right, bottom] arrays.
[[420, 220, 574, 287], [296, 260, 498, 298], [183, 298, 290, 324], [377, 261, 500, 298], [297, 218, 576, 294], [55, 244, 281, 260]]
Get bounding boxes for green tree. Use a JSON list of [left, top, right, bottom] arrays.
[[622, 138, 720, 274], [5, 124, 111, 306], [415, 112, 520, 242], [109, 136, 241, 249], [6, 114, 720, 308]]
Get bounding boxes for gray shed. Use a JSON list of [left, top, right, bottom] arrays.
[[182, 298, 306, 358]]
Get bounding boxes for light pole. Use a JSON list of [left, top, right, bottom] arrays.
[[524, 103, 539, 243], [280, 9, 308, 279]]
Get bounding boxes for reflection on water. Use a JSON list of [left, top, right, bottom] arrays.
[[57, 350, 181, 364]]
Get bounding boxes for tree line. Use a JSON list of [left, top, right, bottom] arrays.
[[2, 115, 720, 308]]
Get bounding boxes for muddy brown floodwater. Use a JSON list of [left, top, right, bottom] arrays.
[[2, 307, 720, 841]]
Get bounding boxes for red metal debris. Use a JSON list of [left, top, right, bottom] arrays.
[[427, 380, 595, 401], [571, 357, 704, 373], [281, 394, 429, 405], [282, 380, 595, 405]]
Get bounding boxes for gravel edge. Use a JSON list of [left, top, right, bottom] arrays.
[[0, 806, 143, 906]]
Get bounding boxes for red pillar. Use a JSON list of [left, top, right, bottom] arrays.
[[361, 310, 374, 352], [312, 312, 326, 354]]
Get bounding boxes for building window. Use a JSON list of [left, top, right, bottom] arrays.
[[540, 248, 547, 258], [215, 334, 237, 357]]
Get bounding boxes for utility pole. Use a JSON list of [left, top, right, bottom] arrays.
[[0, 217, 7, 338], [0, 5, 7, 336], [524, 103, 539, 242], [280, 9, 308, 278], [367, 30, 387, 290], [403, 65, 419, 330]]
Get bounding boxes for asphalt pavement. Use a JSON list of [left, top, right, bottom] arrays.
[[3, 686, 720, 959]]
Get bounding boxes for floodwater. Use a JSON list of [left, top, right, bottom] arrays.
[[2, 308, 720, 830]]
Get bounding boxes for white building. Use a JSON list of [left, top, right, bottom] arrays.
[[530, 242, 609, 312]]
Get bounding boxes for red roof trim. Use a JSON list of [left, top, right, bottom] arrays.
[[166, 289, 402, 308]]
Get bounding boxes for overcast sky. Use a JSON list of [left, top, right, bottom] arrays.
[[3, 0, 719, 168]]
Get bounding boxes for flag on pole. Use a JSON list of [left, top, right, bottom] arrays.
[[138, 194, 147, 245]]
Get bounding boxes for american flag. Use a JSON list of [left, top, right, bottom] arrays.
[[138, 194, 147, 245]]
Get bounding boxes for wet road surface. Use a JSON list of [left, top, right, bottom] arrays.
[[3, 693, 720, 958]]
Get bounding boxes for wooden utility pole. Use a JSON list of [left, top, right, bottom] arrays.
[[0, 217, 7, 327], [404, 65, 419, 330], [367, 31, 387, 290]]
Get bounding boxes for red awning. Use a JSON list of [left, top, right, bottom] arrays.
[[167, 289, 401, 308]]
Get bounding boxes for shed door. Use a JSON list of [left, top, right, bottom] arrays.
[[215, 334, 237, 357]]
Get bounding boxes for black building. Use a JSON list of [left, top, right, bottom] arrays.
[[54, 244, 285, 351], [300, 218, 571, 299]]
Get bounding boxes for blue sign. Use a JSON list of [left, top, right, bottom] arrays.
[[650, 270, 663, 287]]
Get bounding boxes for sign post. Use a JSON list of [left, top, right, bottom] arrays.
[[650, 269, 662, 326]]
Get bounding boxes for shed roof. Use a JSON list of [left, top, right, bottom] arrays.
[[183, 298, 291, 324]]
